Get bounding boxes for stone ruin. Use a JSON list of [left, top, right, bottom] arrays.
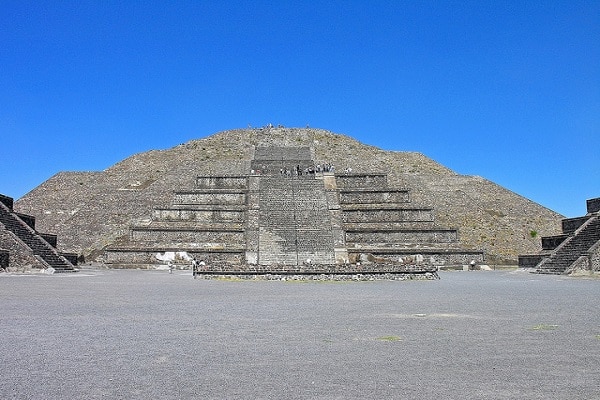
[[0, 193, 76, 272], [519, 197, 600, 275], [12, 127, 564, 276]]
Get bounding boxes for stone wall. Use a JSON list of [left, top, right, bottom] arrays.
[[345, 229, 457, 244], [562, 217, 589, 234], [0, 194, 13, 209], [342, 208, 433, 223], [518, 254, 545, 268], [587, 197, 600, 214], [152, 208, 245, 222], [542, 235, 567, 250], [335, 174, 388, 189], [348, 250, 485, 265], [15, 213, 35, 230], [105, 249, 244, 266], [195, 176, 248, 189], [131, 228, 244, 243], [339, 190, 409, 204]]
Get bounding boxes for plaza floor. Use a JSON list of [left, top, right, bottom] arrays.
[[1, 269, 598, 399]]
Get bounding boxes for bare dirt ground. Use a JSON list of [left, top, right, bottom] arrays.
[[1, 269, 598, 399]]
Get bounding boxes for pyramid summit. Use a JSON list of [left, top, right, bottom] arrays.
[[14, 127, 562, 270]]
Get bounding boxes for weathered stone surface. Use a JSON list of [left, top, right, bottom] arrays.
[[15, 128, 563, 264]]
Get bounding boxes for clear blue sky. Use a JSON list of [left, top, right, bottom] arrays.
[[1, 1, 598, 217]]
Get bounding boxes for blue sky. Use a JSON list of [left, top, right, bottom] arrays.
[[1, 1, 598, 217]]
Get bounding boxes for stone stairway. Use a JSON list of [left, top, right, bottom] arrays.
[[519, 196, 600, 274], [535, 215, 600, 274], [257, 176, 335, 265], [0, 195, 76, 272]]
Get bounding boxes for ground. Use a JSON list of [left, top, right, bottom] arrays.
[[1, 269, 598, 399]]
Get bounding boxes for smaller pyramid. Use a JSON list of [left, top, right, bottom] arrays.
[[519, 197, 600, 274], [0, 194, 77, 272]]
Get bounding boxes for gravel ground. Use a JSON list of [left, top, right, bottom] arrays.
[[1, 269, 598, 400]]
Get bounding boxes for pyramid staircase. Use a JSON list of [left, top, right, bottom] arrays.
[[519, 197, 600, 274], [0, 194, 77, 272]]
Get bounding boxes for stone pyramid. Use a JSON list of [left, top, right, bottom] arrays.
[[15, 127, 563, 269]]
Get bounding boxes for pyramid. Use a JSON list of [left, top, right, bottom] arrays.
[[519, 197, 600, 274], [15, 127, 563, 270]]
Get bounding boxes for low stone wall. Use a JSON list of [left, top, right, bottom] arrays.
[[541, 235, 567, 250], [194, 272, 438, 281], [194, 262, 437, 274], [40, 233, 58, 248], [562, 217, 589, 234], [61, 252, 79, 266], [518, 254, 545, 268]]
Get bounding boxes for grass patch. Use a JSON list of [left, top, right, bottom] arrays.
[[529, 324, 559, 331], [376, 335, 402, 342]]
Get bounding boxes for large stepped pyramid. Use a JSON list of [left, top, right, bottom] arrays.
[[519, 197, 600, 274], [14, 127, 563, 266], [0, 194, 77, 272], [104, 144, 482, 271]]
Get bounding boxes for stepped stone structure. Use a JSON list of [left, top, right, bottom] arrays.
[[0, 194, 77, 272], [14, 127, 563, 271], [519, 197, 600, 274]]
